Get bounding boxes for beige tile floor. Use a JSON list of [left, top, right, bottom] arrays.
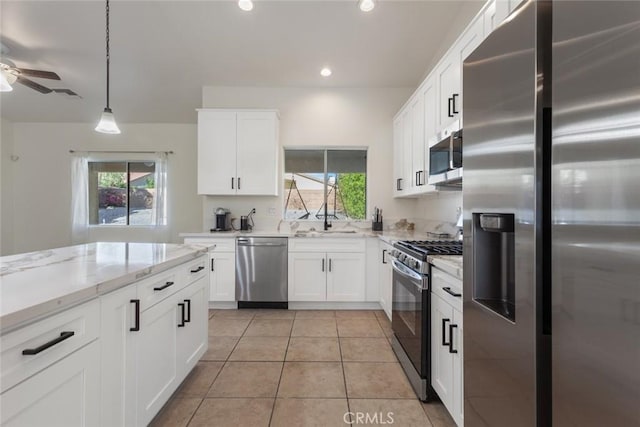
[[150, 309, 457, 427]]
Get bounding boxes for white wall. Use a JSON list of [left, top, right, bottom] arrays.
[[415, 191, 462, 224], [199, 86, 418, 231], [8, 122, 201, 253], [1, 118, 15, 255]]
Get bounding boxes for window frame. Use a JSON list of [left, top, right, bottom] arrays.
[[282, 147, 368, 222], [87, 155, 159, 228]]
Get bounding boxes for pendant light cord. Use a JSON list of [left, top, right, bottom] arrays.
[[105, 0, 110, 109]]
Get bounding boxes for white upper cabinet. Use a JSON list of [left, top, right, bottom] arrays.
[[197, 110, 279, 196], [436, 50, 460, 132], [410, 94, 425, 192], [392, 115, 406, 197]]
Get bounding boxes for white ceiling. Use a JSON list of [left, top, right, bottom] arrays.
[[0, 0, 483, 124]]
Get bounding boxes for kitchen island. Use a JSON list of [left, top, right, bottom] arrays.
[[0, 242, 210, 427]]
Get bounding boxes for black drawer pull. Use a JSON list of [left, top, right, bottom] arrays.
[[130, 299, 140, 331], [184, 299, 191, 323], [322, 258, 325, 272], [190, 266, 204, 273], [178, 303, 186, 327], [442, 318, 450, 347], [382, 249, 388, 264], [448, 97, 454, 117], [442, 287, 462, 297], [153, 281, 174, 291], [231, 177, 234, 189], [449, 324, 458, 354], [22, 331, 75, 355], [211, 258, 215, 271], [238, 177, 241, 190]]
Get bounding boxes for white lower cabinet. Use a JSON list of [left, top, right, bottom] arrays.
[[0, 340, 100, 427], [431, 283, 463, 426], [100, 256, 208, 427], [288, 244, 366, 302], [209, 251, 236, 302], [378, 241, 393, 320]]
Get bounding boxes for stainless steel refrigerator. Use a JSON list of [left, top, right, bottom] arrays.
[[462, 1, 640, 426]]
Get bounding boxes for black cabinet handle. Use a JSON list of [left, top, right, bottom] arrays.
[[178, 303, 186, 327], [130, 299, 140, 332], [322, 258, 325, 272], [237, 177, 241, 190], [442, 287, 462, 297], [329, 259, 332, 272], [184, 299, 191, 323], [448, 97, 455, 117], [449, 324, 458, 353], [382, 249, 388, 264], [190, 266, 204, 273], [22, 331, 75, 355], [231, 177, 234, 189], [452, 93, 459, 114], [153, 281, 174, 291], [442, 318, 450, 346], [397, 178, 403, 191], [211, 258, 215, 271]]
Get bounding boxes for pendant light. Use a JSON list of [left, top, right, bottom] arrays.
[[95, 0, 120, 134]]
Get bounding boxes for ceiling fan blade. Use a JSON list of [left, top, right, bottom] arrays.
[[17, 68, 60, 80], [52, 88, 81, 97], [16, 76, 53, 93]]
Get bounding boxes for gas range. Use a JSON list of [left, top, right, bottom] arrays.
[[390, 240, 463, 274]]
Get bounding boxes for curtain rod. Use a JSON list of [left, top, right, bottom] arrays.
[[69, 150, 174, 154]]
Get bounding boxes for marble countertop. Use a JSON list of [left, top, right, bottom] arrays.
[[0, 242, 210, 333], [428, 255, 463, 280], [180, 229, 437, 243]]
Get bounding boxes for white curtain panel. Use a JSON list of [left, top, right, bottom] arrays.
[[153, 152, 170, 242], [70, 153, 89, 244]]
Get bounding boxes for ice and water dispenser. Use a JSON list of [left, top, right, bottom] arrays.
[[472, 213, 516, 322]]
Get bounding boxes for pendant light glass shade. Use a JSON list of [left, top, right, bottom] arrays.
[[358, 0, 375, 12], [96, 0, 120, 134], [95, 107, 121, 134], [0, 70, 13, 92]]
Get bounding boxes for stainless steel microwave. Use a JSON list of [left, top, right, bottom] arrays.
[[429, 122, 463, 186]]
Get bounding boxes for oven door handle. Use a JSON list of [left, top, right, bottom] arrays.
[[391, 259, 426, 286]]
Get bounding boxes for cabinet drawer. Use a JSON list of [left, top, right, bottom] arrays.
[[184, 238, 236, 253], [289, 238, 365, 253], [138, 269, 184, 312], [182, 256, 208, 284], [1, 299, 99, 393], [432, 267, 463, 312]]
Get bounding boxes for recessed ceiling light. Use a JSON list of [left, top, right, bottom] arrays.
[[358, 0, 375, 12], [320, 67, 332, 77], [238, 0, 254, 12]]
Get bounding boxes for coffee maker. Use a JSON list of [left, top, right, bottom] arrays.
[[212, 208, 232, 232]]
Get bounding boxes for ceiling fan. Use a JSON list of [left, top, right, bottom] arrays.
[[0, 59, 62, 94], [0, 43, 78, 95]]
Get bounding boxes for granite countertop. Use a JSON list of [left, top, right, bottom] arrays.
[[428, 255, 463, 280], [180, 229, 436, 242], [0, 242, 211, 333]]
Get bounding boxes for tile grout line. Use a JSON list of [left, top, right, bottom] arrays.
[[336, 317, 353, 426], [268, 326, 292, 427]]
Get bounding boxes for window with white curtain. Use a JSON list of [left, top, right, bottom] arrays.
[[71, 152, 168, 243]]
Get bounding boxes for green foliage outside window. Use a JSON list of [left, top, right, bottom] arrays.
[[98, 172, 126, 188], [338, 173, 366, 219]]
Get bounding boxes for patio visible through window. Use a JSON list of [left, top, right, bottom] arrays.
[[88, 161, 156, 225]]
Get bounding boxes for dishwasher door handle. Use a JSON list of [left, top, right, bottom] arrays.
[[237, 243, 287, 247]]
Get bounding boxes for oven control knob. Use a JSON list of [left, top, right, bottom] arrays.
[[413, 260, 421, 270], [399, 254, 407, 262]]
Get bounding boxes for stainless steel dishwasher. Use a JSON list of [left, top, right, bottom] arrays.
[[236, 237, 288, 309]]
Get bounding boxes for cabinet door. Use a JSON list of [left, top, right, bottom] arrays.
[[100, 286, 137, 427], [378, 241, 393, 320], [288, 252, 327, 301], [431, 293, 454, 410], [393, 116, 404, 196], [1, 341, 100, 427], [136, 296, 180, 427], [436, 51, 458, 131], [421, 75, 438, 194], [236, 112, 279, 196], [177, 278, 208, 379], [401, 109, 413, 193], [210, 252, 236, 302], [451, 308, 464, 427], [410, 94, 425, 191], [197, 111, 237, 195], [326, 252, 366, 302], [455, 16, 484, 126]]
